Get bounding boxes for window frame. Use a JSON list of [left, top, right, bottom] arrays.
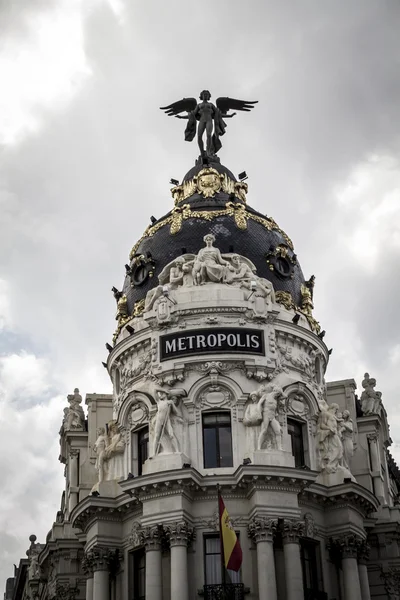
[[287, 417, 306, 468], [202, 411, 233, 469], [203, 533, 241, 585], [300, 538, 324, 595], [137, 426, 149, 476]]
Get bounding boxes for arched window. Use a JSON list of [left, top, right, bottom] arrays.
[[202, 411, 233, 468]]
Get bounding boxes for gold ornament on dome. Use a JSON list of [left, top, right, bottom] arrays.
[[170, 169, 248, 205], [133, 298, 146, 317], [275, 289, 320, 334], [194, 167, 222, 198], [129, 205, 294, 260]]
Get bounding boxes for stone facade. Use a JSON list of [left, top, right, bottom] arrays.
[[5, 167, 400, 600]]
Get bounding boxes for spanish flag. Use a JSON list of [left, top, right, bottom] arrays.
[[218, 492, 243, 571]]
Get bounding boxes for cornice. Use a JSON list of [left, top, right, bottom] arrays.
[[299, 481, 379, 517]]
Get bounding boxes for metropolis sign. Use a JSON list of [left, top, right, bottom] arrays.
[[160, 328, 265, 361]]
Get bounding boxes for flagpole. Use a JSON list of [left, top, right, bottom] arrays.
[[217, 484, 227, 595]]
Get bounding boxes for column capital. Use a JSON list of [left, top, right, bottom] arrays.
[[69, 448, 80, 458], [248, 517, 278, 543], [142, 524, 163, 551], [358, 540, 371, 565], [367, 432, 378, 442], [165, 520, 195, 547], [328, 534, 364, 560], [81, 552, 95, 577], [282, 519, 305, 544], [88, 547, 120, 573]]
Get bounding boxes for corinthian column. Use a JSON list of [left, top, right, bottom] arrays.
[[358, 541, 371, 600], [143, 525, 163, 600], [282, 520, 305, 600], [338, 535, 362, 600], [165, 520, 194, 600], [91, 547, 111, 600], [82, 552, 95, 600], [248, 518, 278, 600]]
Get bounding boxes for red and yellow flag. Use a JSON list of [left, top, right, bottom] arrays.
[[218, 493, 243, 571]]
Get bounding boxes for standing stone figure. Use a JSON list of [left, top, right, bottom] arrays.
[[257, 385, 286, 451], [317, 403, 343, 473], [152, 388, 185, 456], [93, 427, 108, 483], [103, 421, 126, 481], [360, 373, 382, 415], [340, 410, 354, 471], [63, 388, 85, 431], [243, 392, 263, 453]]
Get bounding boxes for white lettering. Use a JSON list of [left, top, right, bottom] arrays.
[[165, 340, 176, 353], [207, 334, 217, 347], [197, 335, 206, 348], [246, 334, 250, 346], [217, 333, 227, 346], [227, 334, 236, 347], [251, 334, 260, 349], [236, 334, 246, 347], [187, 335, 195, 349], [178, 337, 187, 351]]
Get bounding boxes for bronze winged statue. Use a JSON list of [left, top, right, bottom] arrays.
[[160, 90, 257, 156]]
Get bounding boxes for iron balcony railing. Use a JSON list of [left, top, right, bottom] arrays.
[[203, 583, 245, 600]]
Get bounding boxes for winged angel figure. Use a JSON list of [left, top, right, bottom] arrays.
[[160, 90, 257, 155]]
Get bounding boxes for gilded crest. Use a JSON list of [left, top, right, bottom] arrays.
[[194, 167, 223, 198]]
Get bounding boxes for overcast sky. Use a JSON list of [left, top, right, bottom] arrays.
[[1, 0, 400, 588]]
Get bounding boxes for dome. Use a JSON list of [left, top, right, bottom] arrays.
[[121, 156, 307, 318]]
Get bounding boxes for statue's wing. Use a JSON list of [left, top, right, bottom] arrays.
[[160, 97, 197, 116], [216, 97, 258, 115]]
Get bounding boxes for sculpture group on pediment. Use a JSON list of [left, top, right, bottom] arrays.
[[61, 388, 85, 433], [244, 383, 286, 452], [150, 387, 187, 456], [360, 373, 382, 415], [93, 421, 126, 486], [144, 232, 275, 312]]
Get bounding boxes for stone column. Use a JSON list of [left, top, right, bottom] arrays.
[[248, 517, 278, 600], [339, 535, 363, 600], [91, 547, 111, 600], [68, 449, 79, 513], [82, 552, 95, 600], [358, 541, 371, 600], [143, 525, 163, 600], [165, 521, 194, 600], [282, 520, 305, 600], [367, 433, 384, 500]]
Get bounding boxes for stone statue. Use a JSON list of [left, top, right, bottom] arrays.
[[151, 387, 186, 456], [145, 256, 190, 311], [103, 421, 125, 481], [243, 392, 263, 454], [316, 403, 343, 473], [93, 427, 108, 482], [192, 234, 233, 285], [160, 91, 257, 155], [360, 373, 382, 415], [257, 385, 286, 451], [340, 410, 354, 470], [226, 254, 254, 285], [26, 535, 41, 581], [62, 388, 85, 431]]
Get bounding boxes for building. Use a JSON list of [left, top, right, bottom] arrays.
[[5, 128, 400, 600]]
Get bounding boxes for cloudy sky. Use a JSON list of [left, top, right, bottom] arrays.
[[1, 0, 400, 587]]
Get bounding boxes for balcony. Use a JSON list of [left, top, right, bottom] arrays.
[[203, 583, 245, 600]]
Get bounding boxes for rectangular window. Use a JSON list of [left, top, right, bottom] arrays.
[[202, 412, 233, 468], [204, 534, 241, 585], [131, 548, 145, 600], [137, 427, 149, 476], [288, 418, 305, 467], [300, 539, 324, 596]]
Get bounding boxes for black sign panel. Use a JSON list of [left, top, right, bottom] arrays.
[[160, 328, 265, 361]]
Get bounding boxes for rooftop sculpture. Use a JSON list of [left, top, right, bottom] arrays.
[[160, 90, 257, 155]]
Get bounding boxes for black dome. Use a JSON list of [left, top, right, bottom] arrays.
[[123, 158, 305, 313]]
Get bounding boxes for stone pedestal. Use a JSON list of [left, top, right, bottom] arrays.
[[315, 465, 356, 486], [90, 480, 123, 498], [143, 452, 190, 475], [252, 449, 295, 467]]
